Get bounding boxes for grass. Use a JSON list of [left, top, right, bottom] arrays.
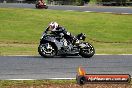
[[0, 44, 37, 55], [89, 0, 97, 4], [0, 80, 132, 88], [0, 8, 132, 55], [94, 43, 132, 54], [0, 80, 76, 88]]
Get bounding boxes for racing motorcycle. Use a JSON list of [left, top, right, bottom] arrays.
[[35, 2, 48, 9], [38, 29, 95, 58]]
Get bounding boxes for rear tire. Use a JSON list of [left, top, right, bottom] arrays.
[[79, 43, 95, 58], [38, 43, 57, 58], [45, 6, 48, 9]]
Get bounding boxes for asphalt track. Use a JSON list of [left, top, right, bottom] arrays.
[[0, 55, 132, 79], [0, 3, 132, 14]]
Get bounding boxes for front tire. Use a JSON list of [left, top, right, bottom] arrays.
[[35, 4, 39, 8], [79, 43, 95, 58], [38, 43, 57, 58]]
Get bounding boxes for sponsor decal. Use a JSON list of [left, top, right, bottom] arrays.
[[76, 67, 131, 85]]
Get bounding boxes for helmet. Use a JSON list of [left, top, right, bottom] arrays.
[[49, 22, 59, 30]]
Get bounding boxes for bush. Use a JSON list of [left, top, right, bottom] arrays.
[[75, 0, 84, 5], [96, 0, 128, 6]]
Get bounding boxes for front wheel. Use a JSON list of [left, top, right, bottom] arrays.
[[79, 43, 95, 58], [38, 43, 57, 58], [35, 4, 38, 8]]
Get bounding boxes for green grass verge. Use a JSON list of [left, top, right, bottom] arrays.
[[0, 80, 132, 88], [0, 8, 132, 55], [0, 80, 76, 88], [89, 0, 97, 4]]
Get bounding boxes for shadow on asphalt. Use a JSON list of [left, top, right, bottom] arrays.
[[24, 56, 94, 59]]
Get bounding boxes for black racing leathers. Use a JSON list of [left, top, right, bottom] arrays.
[[45, 26, 74, 43]]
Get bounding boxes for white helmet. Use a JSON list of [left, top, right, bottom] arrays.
[[49, 22, 59, 30]]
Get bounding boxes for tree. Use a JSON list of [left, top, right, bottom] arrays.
[[84, 0, 90, 3], [96, 0, 128, 5]]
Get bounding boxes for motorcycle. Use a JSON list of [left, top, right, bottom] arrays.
[[38, 29, 95, 58], [35, 3, 48, 9]]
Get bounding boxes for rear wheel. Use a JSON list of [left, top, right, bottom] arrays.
[[45, 6, 48, 9], [38, 43, 56, 58], [79, 43, 95, 58]]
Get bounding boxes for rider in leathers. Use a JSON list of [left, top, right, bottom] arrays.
[[45, 22, 78, 44]]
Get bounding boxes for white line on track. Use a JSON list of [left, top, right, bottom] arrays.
[[121, 13, 132, 14], [6, 79, 36, 80], [65, 10, 132, 14], [47, 78, 76, 80], [84, 11, 94, 12], [6, 78, 76, 80], [4, 77, 132, 80], [95, 54, 132, 55]]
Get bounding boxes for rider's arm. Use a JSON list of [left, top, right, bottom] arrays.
[[61, 27, 75, 39], [44, 26, 50, 33], [61, 27, 71, 36]]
